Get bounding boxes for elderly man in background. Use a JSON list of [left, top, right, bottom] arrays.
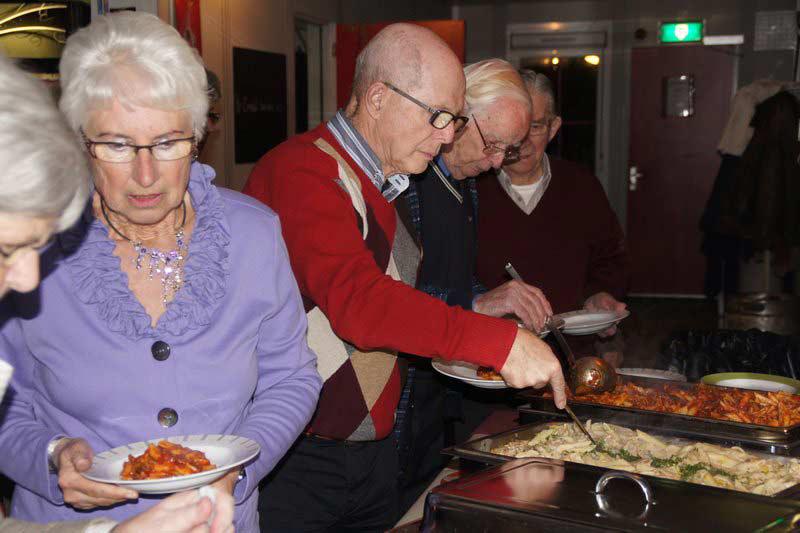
[[476, 69, 629, 362], [244, 25, 566, 531], [394, 59, 553, 513]]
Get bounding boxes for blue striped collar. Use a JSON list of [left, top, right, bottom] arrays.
[[434, 155, 451, 177], [326, 110, 409, 201]]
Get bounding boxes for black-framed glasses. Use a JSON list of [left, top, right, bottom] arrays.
[[81, 129, 197, 164], [384, 82, 469, 132], [472, 114, 522, 161]]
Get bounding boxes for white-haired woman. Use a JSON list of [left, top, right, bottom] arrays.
[[0, 53, 235, 533], [0, 12, 321, 532]]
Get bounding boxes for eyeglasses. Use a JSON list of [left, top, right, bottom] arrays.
[[384, 82, 469, 132], [0, 236, 55, 267], [472, 115, 522, 162], [81, 130, 197, 164]]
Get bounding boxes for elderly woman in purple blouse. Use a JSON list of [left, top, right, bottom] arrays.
[[0, 12, 321, 532]]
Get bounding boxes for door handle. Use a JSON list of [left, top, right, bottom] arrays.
[[629, 165, 643, 191]]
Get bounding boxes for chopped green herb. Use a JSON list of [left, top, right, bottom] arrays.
[[592, 440, 641, 462], [617, 448, 642, 462], [706, 466, 737, 482], [679, 462, 737, 482], [650, 456, 682, 468], [679, 463, 706, 480]]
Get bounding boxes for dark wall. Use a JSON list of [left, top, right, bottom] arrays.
[[458, 0, 795, 87], [337, 0, 451, 24], [455, 0, 797, 223]]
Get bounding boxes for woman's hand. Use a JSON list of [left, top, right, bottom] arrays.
[[55, 437, 138, 509], [209, 468, 240, 496], [113, 488, 235, 533]]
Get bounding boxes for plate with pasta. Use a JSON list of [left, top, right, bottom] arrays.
[[432, 359, 508, 389], [83, 434, 260, 494]]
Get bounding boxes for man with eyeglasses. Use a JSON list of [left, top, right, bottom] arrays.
[[244, 25, 566, 531], [393, 58, 555, 514], [476, 69, 629, 365]]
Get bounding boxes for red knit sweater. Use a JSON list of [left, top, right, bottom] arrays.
[[476, 160, 629, 315], [244, 124, 517, 440]]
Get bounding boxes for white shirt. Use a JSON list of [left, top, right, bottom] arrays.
[[496, 153, 553, 215], [510, 180, 544, 205]]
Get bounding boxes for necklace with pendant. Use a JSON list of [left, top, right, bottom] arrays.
[[101, 197, 188, 304]]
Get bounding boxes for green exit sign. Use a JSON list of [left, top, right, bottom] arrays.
[[660, 21, 703, 43]]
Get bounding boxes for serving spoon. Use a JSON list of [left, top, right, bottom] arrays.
[[504, 262, 618, 396]]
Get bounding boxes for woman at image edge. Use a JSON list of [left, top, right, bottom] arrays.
[[0, 12, 321, 532], [0, 52, 232, 533]]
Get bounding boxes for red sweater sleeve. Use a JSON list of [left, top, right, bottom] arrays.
[[244, 141, 517, 370]]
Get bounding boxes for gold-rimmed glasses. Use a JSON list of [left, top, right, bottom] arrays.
[[81, 130, 196, 164], [472, 114, 522, 162]]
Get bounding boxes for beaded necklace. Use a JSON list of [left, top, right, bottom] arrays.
[[101, 197, 188, 303]]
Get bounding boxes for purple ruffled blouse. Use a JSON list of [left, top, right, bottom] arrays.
[[0, 163, 322, 532]]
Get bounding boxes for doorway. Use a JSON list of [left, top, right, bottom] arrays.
[[626, 45, 736, 296], [295, 18, 325, 134], [507, 21, 610, 189], [519, 54, 600, 173]]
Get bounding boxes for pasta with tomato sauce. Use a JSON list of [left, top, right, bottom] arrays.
[[121, 440, 216, 480]]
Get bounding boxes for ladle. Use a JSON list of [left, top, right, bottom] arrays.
[[504, 262, 617, 395], [548, 316, 617, 395]]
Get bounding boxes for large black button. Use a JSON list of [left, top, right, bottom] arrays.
[[158, 408, 178, 427], [151, 341, 170, 361]]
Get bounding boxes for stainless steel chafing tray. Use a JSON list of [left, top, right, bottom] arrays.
[[444, 413, 800, 499], [518, 375, 800, 456], [421, 458, 800, 532]]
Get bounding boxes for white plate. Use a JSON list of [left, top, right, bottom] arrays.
[[617, 368, 686, 382], [701, 373, 800, 394], [432, 359, 508, 389], [83, 434, 260, 494], [553, 309, 630, 336]]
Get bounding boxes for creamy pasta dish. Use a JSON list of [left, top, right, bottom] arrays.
[[492, 422, 800, 496]]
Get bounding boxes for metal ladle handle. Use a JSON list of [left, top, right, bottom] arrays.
[[548, 318, 576, 367]]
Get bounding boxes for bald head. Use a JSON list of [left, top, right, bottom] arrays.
[[347, 23, 465, 177], [351, 23, 462, 104]]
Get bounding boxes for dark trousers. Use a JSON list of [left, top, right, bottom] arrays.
[[258, 433, 399, 532], [396, 362, 514, 516]]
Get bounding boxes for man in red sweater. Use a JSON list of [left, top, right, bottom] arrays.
[[243, 25, 566, 531], [476, 69, 629, 359]]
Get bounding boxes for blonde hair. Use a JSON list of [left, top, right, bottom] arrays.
[[0, 54, 90, 231], [464, 59, 531, 114], [59, 11, 209, 139]]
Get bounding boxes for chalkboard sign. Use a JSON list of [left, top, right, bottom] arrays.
[[233, 47, 287, 164]]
